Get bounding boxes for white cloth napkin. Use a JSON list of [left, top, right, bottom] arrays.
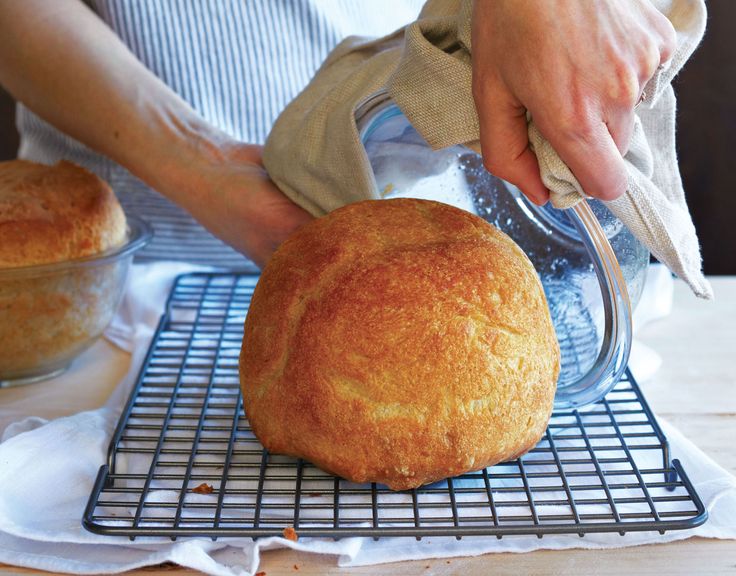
[[0, 263, 734, 576]]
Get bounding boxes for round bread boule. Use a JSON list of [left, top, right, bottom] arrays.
[[0, 159, 127, 379], [239, 198, 559, 490], [0, 159, 126, 267]]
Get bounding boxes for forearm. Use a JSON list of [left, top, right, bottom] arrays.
[[0, 0, 228, 209]]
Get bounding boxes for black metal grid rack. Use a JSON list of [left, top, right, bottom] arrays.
[[83, 272, 707, 540]]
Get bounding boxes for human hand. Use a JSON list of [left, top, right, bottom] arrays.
[[471, 0, 677, 204], [0, 0, 310, 268], [176, 143, 313, 269]]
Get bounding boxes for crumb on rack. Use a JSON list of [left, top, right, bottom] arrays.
[[192, 483, 214, 494], [293, 564, 299, 570], [283, 526, 298, 541], [382, 183, 395, 196]]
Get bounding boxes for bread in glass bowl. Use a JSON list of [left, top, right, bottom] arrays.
[[0, 160, 150, 386]]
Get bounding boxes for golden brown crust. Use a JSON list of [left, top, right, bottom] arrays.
[[240, 199, 559, 490], [0, 159, 126, 268]]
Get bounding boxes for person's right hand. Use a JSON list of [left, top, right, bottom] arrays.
[[471, 0, 677, 205]]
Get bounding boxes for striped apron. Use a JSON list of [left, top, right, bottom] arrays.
[[17, 0, 422, 268]]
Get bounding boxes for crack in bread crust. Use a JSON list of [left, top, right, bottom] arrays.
[[240, 199, 559, 491]]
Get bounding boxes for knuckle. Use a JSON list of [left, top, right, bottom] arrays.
[[638, 39, 661, 78], [609, 61, 642, 107], [603, 43, 659, 109], [659, 21, 677, 63], [649, 8, 678, 62], [555, 108, 598, 143]]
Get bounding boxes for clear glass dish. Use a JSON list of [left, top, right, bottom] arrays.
[[0, 216, 151, 387], [355, 91, 649, 408]]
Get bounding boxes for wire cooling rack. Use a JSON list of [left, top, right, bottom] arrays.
[[83, 272, 707, 540]]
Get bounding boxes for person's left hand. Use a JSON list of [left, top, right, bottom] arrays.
[[174, 143, 314, 269], [471, 0, 677, 205]]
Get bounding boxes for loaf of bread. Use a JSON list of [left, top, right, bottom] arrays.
[[240, 198, 559, 490], [0, 160, 128, 380], [0, 160, 126, 267]]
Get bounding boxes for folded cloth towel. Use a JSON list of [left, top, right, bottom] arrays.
[[264, 0, 712, 298], [0, 263, 734, 576]]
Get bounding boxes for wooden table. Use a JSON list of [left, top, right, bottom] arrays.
[[1, 277, 735, 575]]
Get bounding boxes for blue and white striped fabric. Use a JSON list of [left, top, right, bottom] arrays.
[[17, 0, 423, 268]]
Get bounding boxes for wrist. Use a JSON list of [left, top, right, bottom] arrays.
[[119, 99, 239, 210]]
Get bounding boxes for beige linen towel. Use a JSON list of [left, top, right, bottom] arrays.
[[264, 0, 711, 298]]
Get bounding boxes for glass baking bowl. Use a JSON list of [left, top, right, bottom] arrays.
[[0, 215, 151, 387], [356, 91, 649, 409]]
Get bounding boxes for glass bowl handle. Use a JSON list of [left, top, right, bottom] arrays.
[[553, 199, 634, 408]]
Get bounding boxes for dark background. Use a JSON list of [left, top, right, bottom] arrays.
[[1, 4, 734, 274]]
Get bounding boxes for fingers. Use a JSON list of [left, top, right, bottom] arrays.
[[468, 0, 676, 205], [634, 7, 677, 86], [473, 82, 550, 205], [605, 21, 674, 157], [535, 112, 628, 202], [474, 74, 631, 202], [606, 108, 636, 156], [651, 9, 677, 65]]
